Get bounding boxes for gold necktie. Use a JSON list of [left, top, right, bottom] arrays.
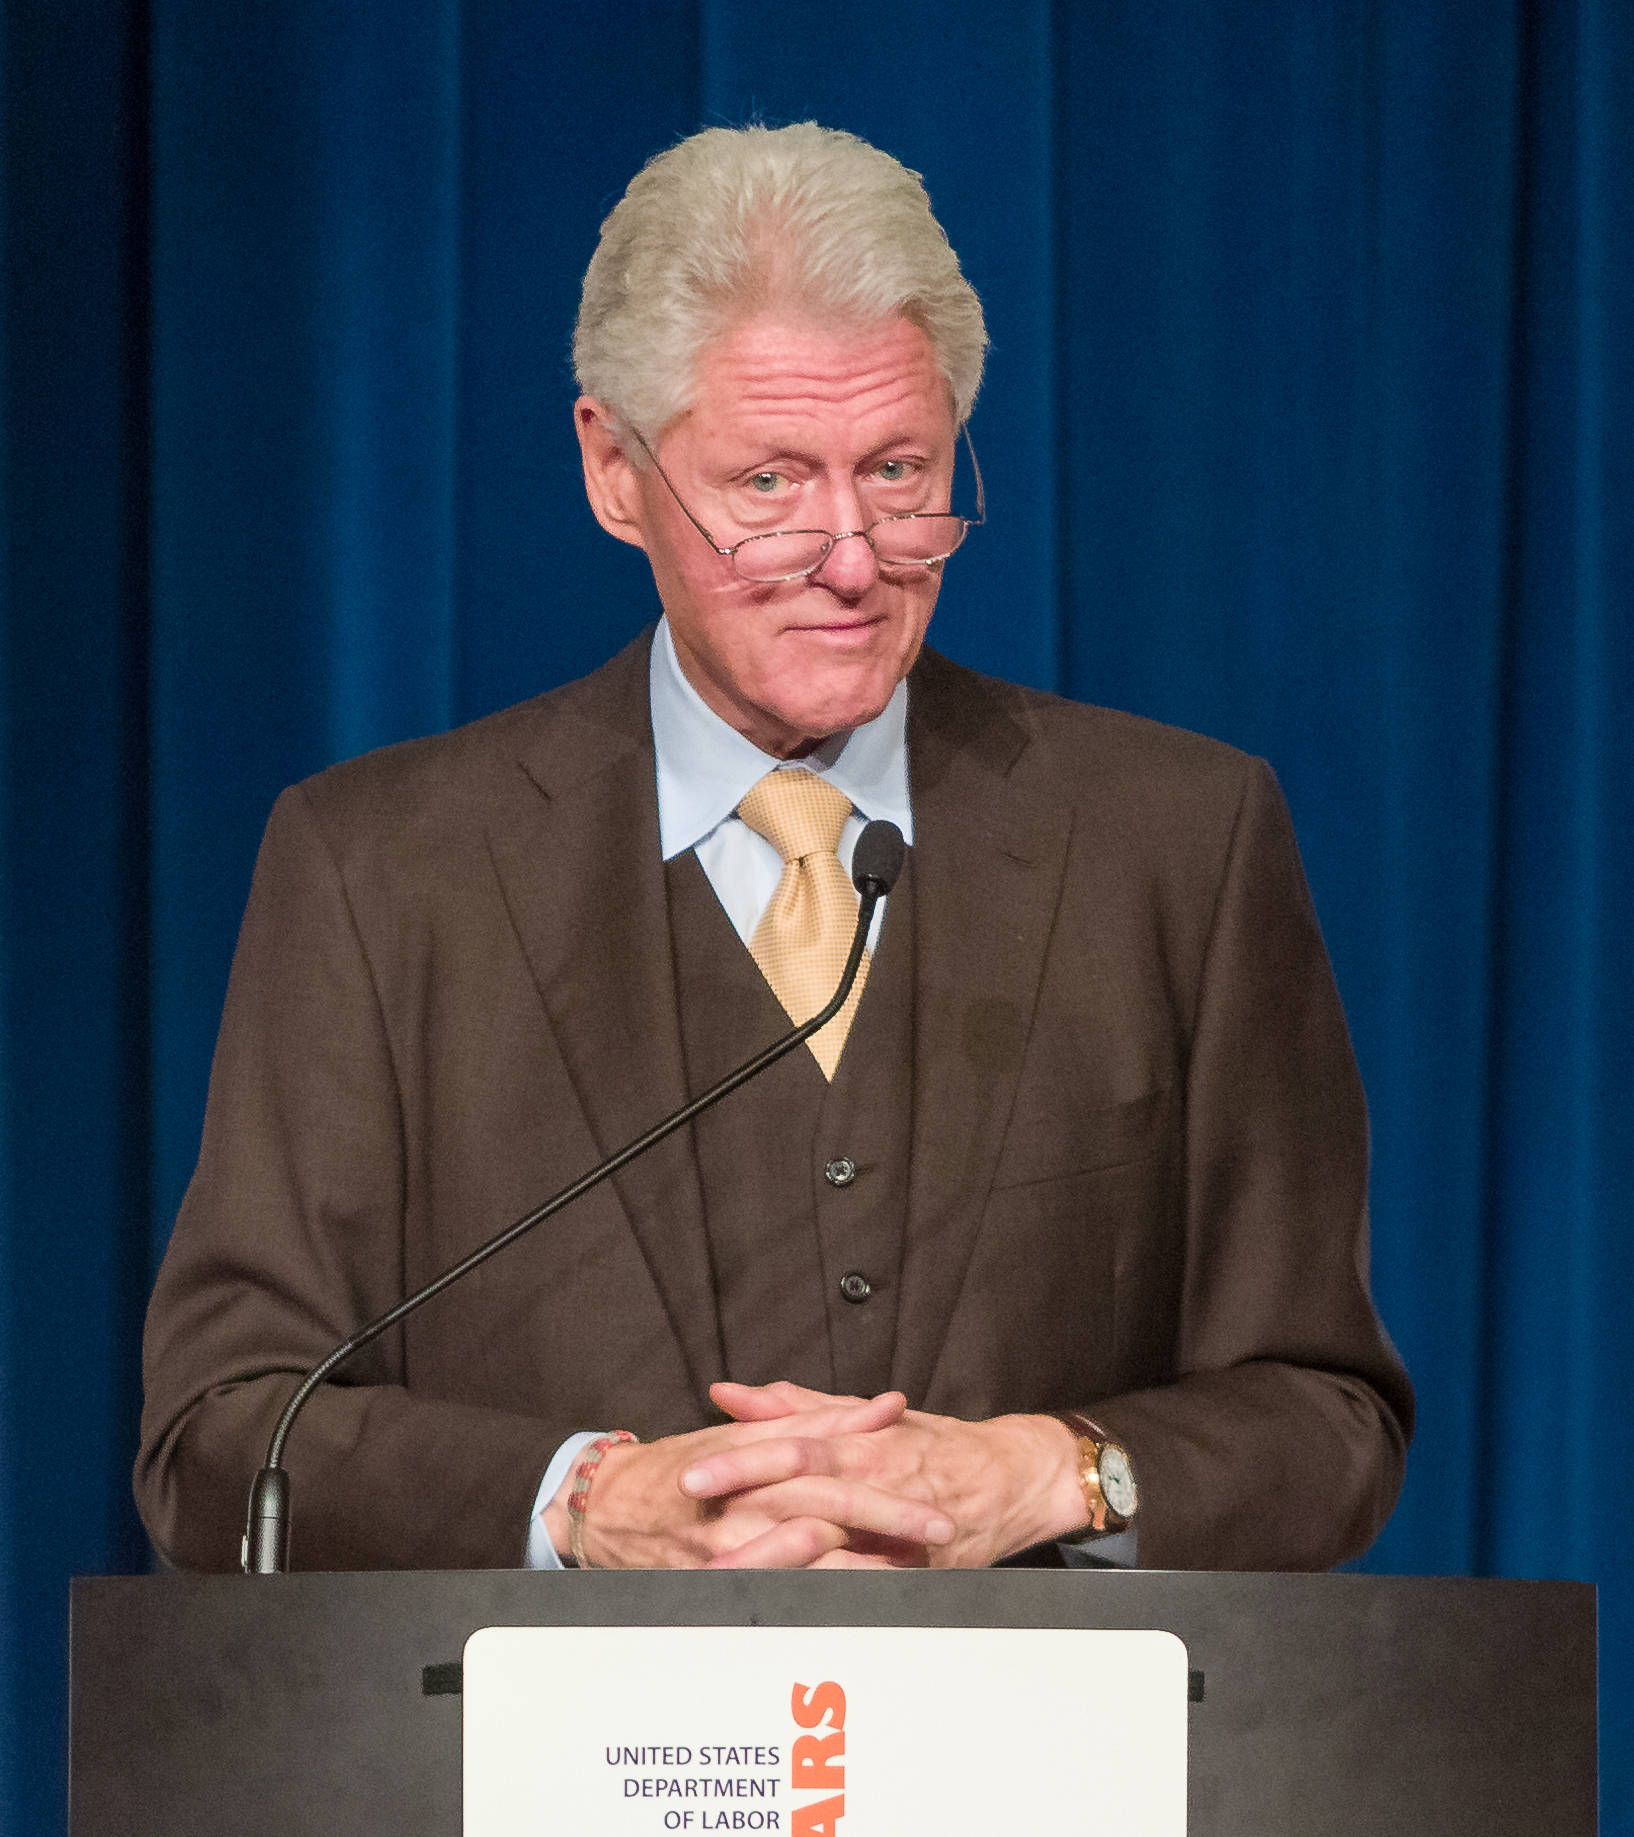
[[736, 769, 867, 1080]]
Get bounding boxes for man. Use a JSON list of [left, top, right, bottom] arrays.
[[136, 123, 1412, 1574]]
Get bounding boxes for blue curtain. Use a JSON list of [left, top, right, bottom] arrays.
[[3, 2, 1629, 1831]]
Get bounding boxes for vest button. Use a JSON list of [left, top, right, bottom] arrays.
[[824, 1156, 857, 1187], [839, 1271, 872, 1304]]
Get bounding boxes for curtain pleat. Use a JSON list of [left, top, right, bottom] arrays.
[[2, 3, 1628, 1831]]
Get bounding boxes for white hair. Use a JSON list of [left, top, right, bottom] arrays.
[[573, 122, 987, 444]]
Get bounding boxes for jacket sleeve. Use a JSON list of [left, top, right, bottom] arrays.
[[134, 784, 564, 1573], [1084, 757, 1413, 1570]]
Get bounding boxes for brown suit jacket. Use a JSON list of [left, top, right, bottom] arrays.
[[136, 633, 1412, 1572]]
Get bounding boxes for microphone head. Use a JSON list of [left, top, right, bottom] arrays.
[[852, 820, 907, 896]]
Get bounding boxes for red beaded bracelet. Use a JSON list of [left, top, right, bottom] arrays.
[[567, 1430, 638, 1569]]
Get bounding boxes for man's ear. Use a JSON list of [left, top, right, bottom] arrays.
[[575, 397, 648, 550]]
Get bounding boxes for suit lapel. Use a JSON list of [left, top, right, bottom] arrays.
[[483, 635, 725, 1399], [890, 649, 1073, 1405]]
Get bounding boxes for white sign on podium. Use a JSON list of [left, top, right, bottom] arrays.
[[465, 1624, 1188, 1835]]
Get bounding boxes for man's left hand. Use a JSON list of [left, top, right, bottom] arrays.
[[685, 1380, 1090, 1568]]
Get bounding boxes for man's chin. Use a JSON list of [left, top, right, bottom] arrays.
[[761, 678, 898, 752]]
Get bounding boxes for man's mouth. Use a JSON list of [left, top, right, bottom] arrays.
[[787, 613, 885, 635]]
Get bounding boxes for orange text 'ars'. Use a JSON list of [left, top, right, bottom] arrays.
[[790, 1682, 845, 1836]]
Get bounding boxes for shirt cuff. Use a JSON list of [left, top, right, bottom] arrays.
[[524, 1432, 606, 1570]]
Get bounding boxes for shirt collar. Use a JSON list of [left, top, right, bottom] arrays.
[[649, 617, 913, 861]]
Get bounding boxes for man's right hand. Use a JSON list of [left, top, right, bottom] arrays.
[[544, 1389, 957, 1569]]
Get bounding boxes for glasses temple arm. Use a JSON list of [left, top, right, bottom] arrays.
[[629, 428, 736, 556]]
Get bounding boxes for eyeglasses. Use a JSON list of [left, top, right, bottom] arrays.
[[630, 425, 985, 584]]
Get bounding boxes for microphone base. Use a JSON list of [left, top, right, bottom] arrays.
[[244, 1467, 291, 1574]]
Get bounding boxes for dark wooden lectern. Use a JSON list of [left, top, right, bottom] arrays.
[[69, 1568, 1596, 1835]]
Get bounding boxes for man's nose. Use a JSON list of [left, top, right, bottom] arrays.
[[810, 522, 880, 596]]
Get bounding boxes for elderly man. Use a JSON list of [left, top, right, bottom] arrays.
[[136, 123, 1411, 1574]]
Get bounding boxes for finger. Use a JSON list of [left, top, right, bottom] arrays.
[[809, 1548, 907, 1569], [680, 1398, 905, 1500], [732, 1389, 904, 1437], [710, 1379, 865, 1421], [709, 1379, 838, 1417], [706, 1503, 944, 1570], [821, 1390, 907, 1433], [680, 1432, 841, 1500], [713, 1474, 956, 1549], [840, 1529, 934, 1568], [705, 1516, 851, 1570]]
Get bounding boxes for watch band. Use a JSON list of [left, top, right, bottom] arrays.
[[1051, 1410, 1136, 1535]]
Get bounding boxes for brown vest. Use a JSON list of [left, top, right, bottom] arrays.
[[663, 849, 916, 1397]]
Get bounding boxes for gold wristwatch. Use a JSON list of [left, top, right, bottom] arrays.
[[1052, 1410, 1138, 1534]]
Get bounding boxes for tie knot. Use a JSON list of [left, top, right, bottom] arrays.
[[737, 769, 853, 865]]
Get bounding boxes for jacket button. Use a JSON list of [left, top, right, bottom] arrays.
[[839, 1271, 872, 1304], [824, 1157, 857, 1187]]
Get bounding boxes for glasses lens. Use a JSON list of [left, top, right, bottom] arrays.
[[731, 516, 971, 580], [870, 515, 968, 566], [731, 531, 834, 582]]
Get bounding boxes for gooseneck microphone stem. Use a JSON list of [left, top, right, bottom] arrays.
[[244, 820, 906, 1573]]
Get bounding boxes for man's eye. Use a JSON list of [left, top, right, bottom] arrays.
[[876, 459, 913, 483], [748, 472, 785, 493]]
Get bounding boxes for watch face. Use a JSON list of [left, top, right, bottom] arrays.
[[1100, 1446, 1137, 1519]]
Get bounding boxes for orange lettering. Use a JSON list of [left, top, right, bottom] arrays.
[[790, 1681, 846, 1731], [791, 1794, 845, 1836], [791, 1731, 845, 1790]]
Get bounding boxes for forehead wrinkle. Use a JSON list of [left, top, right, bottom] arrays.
[[691, 317, 950, 437], [727, 370, 936, 423], [712, 367, 940, 430]]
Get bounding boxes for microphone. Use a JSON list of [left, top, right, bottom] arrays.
[[852, 817, 905, 899], [244, 818, 908, 1573]]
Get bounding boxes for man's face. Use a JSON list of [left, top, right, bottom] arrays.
[[580, 314, 958, 758]]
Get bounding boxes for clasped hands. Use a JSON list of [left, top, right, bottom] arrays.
[[551, 1380, 1086, 1571]]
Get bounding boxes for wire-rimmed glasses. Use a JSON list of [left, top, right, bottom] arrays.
[[630, 426, 985, 584]]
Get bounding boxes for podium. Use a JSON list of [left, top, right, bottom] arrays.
[[69, 1568, 1596, 1835]]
